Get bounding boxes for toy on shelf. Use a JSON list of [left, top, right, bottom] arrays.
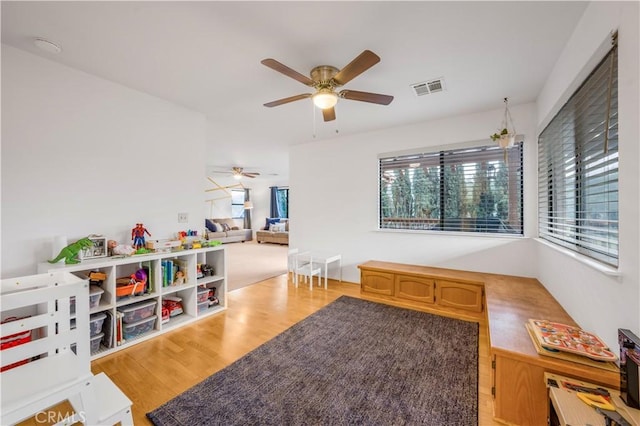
[[162, 297, 183, 318], [108, 240, 136, 257], [80, 235, 108, 260], [205, 240, 222, 247], [200, 264, 214, 277], [48, 237, 94, 264], [116, 269, 147, 299], [131, 223, 151, 250], [88, 271, 107, 286], [173, 270, 186, 286], [177, 230, 200, 250], [145, 239, 182, 253], [197, 264, 204, 279], [528, 319, 617, 362], [208, 287, 219, 306]]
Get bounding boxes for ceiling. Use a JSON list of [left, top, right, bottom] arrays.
[[1, 1, 588, 181]]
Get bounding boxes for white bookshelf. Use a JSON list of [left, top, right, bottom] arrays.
[[38, 246, 227, 359]]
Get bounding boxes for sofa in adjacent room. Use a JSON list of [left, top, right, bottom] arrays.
[[205, 218, 252, 243], [256, 218, 289, 245]]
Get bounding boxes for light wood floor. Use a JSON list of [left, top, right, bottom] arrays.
[[91, 274, 502, 425]]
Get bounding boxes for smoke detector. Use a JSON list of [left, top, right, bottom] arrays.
[[34, 38, 62, 54], [411, 78, 446, 96]]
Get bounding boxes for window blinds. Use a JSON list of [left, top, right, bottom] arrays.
[[379, 143, 524, 235], [538, 45, 618, 266]]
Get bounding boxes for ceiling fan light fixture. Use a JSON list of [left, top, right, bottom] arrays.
[[233, 172, 243, 180], [312, 89, 338, 109]]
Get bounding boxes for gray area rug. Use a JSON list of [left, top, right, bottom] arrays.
[[147, 296, 479, 426]]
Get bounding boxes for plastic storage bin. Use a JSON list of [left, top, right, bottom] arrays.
[[117, 299, 157, 324], [90, 332, 104, 354], [122, 315, 156, 340], [89, 312, 106, 336], [198, 301, 209, 314], [197, 288, 210, 303], [89, 285, 104, 309]]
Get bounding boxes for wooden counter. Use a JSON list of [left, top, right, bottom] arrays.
[[358, 261, 619, 426]]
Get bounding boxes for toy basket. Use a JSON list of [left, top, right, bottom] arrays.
[[1, 317, 32, 372], [116, 275, 147, 298]]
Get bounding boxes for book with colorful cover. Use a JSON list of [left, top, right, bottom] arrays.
[[161, 259, 173, 287], [140, 261, 153, 293]]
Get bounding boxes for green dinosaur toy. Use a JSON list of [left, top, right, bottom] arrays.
[[49, 237, 94, 264]]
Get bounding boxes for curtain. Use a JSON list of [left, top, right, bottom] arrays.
[[270, 186, 280, 218]]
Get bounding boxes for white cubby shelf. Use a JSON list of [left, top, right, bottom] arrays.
[[38, 246, 227, 360]]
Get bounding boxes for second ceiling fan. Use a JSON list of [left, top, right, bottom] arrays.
[[261, 50, 393, 122]]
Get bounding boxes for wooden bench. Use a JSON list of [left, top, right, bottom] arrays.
[[358, 261, 619, 426], [1, 272, 133, 426]]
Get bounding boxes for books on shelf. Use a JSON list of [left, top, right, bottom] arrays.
[[116, 311, 125, 346], [161, 258, 189, 287]]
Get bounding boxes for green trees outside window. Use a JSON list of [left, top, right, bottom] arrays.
[[379, 143, 523, 234]]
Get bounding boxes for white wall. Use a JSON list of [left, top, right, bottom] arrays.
[[291, 1, 640, 351], [290, 102, 539, 282], [1, 45, 207, 277], [534, 1, 640, 350]]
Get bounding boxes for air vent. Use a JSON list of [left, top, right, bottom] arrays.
[[411, 78, 446, 96]]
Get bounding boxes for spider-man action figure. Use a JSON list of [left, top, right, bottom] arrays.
[[132, 223, 151, 249]]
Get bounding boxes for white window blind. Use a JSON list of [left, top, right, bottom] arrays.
[[538, 41, 618, 266], [379, 143, 523, 234]]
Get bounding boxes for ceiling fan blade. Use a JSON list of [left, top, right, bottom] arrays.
[[340, 90, 393, 105], [264, 93, 312, 107], [243, 173, 259, 178], [333, 50, 380, 85], [261, 58, 314, 86], [322, 107, 336, 122]]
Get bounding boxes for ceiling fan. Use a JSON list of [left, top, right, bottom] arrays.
[[211, 167, 260, 180], [261, 50, 393, 122]]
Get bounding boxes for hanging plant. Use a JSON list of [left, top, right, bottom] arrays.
[[490, 128, 509, 142], [490, 98, 516, 149]]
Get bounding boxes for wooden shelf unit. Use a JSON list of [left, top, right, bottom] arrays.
[[357, 260, 619, 426], [359, 261, 484, 315], [38, 246, 227, 360]]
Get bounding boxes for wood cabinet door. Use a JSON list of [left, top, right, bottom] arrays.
[[360, 270, 394, 296], [435, 280, 483, 312], [493, 354, 548, 426], [394, 274, 435, 303]]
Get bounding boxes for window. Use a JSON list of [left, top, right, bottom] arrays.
[[270, 186, 289, 218], [538, 42, 618, 266], [276, 188, 289, 218], [231, 189, 245, 219], [379, 142, 523, 234]]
